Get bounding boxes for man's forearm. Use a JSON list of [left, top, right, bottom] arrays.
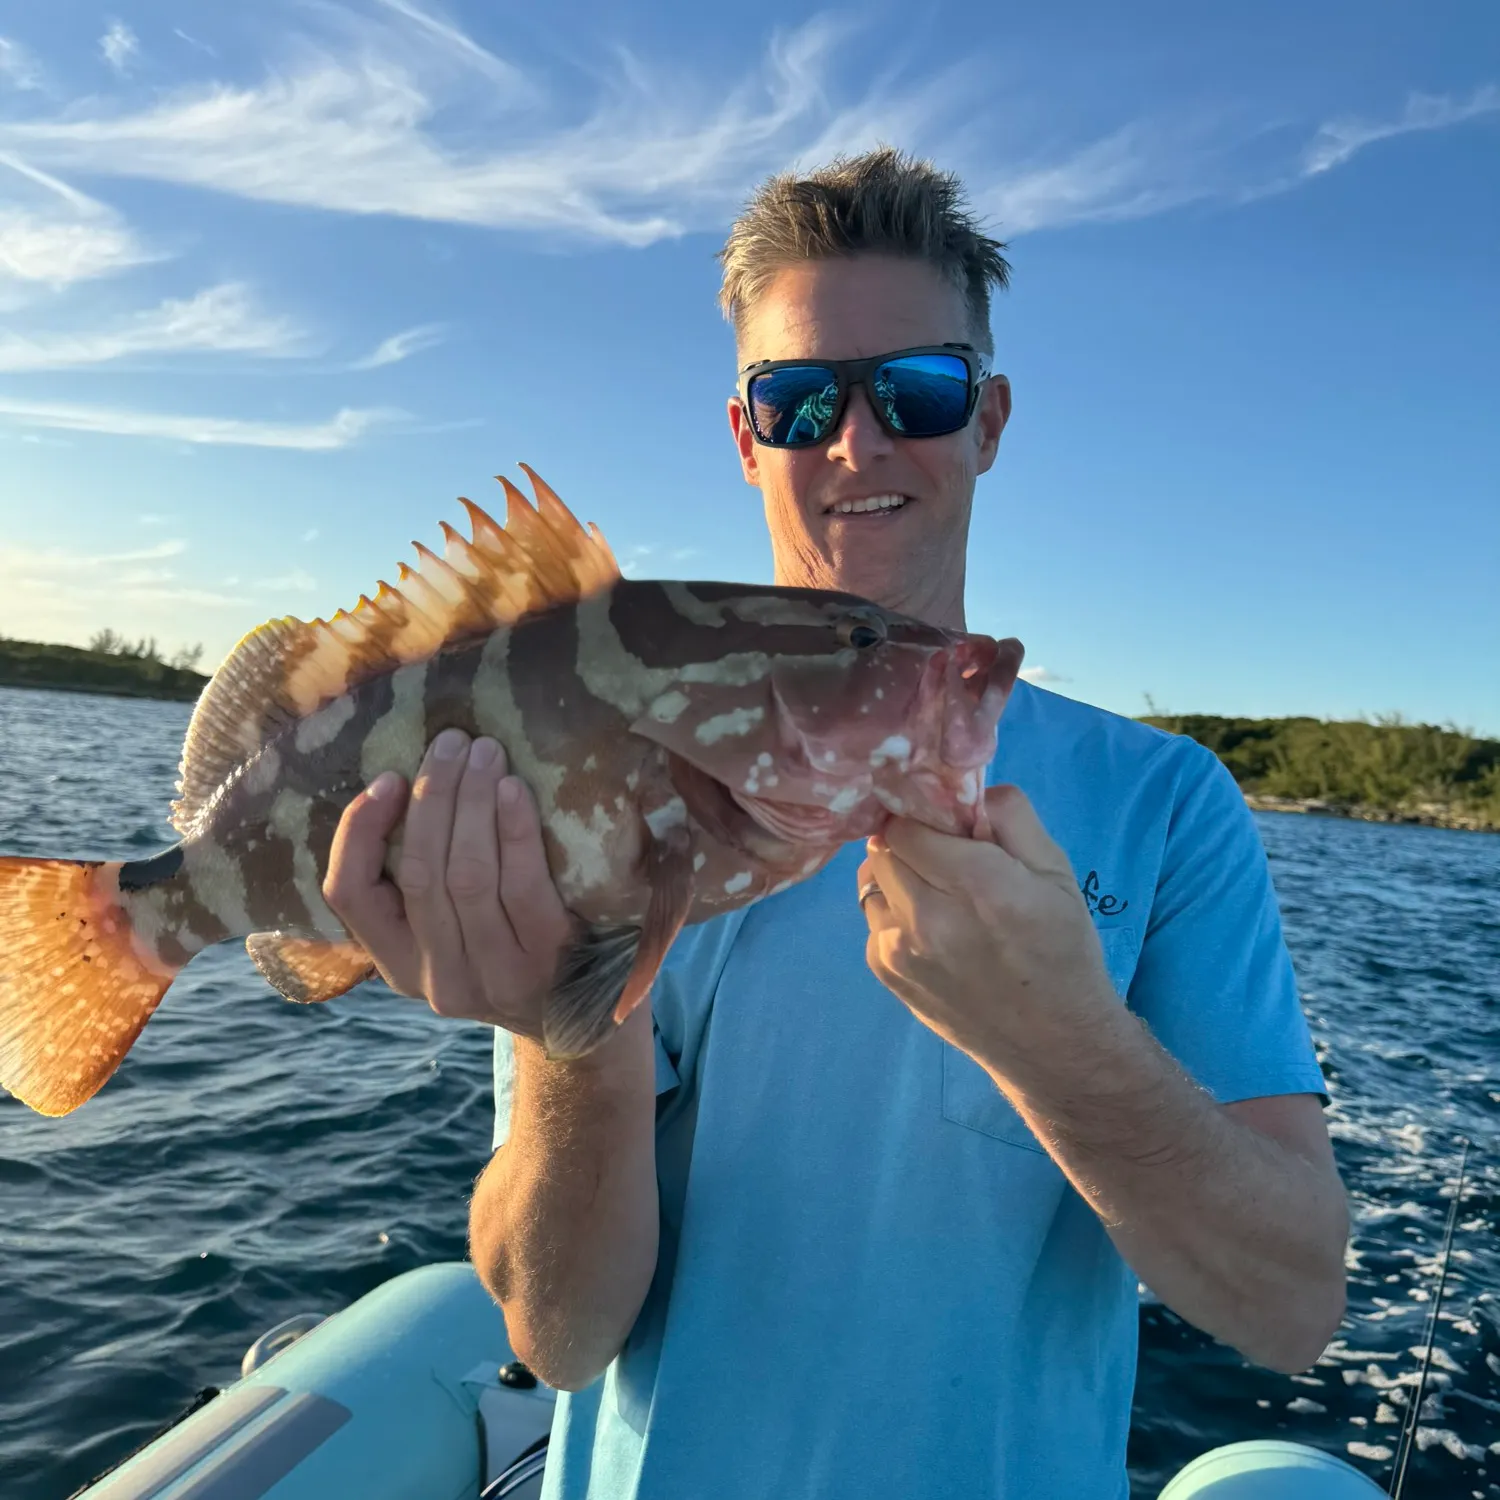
[[983, 1008, 1348, 1373], [469, 1006, 660, 1391]]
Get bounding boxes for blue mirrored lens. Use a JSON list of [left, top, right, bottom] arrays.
[[873, 354, 971, 435], [747, 366, 840, 445]]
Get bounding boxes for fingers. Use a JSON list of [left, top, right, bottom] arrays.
[[445, 736, 519, 960], [495, 774, 575, 959], [323, 772, 423, 994], [398, 728, 473, 999]]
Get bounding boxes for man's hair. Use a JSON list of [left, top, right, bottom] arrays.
[[717, 147, 1011, 354]]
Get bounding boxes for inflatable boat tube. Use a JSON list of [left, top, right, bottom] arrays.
[[73, 1261, 554, 1500], [1158, 1438, 1390, 1498]]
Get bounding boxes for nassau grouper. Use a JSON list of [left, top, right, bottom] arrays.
[[0, 467, 1023, 1116]]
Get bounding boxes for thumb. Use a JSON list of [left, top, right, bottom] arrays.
[[984, 784, 1072, 879]]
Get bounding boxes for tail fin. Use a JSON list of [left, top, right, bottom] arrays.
[[0, 857, 179, 1116]]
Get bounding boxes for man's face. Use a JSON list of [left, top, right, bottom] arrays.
[[727, 254, 1010, 631]]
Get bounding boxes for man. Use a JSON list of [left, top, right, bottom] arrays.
[[325, 149, 1348, 1498]]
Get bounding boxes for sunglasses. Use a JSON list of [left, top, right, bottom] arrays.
[[737, 343, 992, 449]]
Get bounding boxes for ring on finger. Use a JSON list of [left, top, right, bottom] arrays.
[[858, 878, 883, 910]]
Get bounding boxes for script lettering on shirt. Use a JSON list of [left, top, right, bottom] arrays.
[[1080, 869, 1128, 918]]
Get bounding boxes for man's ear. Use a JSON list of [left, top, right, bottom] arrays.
[[728, 398, 762, 487], [974, 375, 1011, 475]]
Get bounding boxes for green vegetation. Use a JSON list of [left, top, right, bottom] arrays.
[[1141, 712, 1500, 832], [0, 634, 209, 702]]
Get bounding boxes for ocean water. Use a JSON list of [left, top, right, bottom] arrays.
[[0, 685, 1496, 1500]]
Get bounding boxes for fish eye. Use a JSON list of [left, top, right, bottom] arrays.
[[839, 614, 887, 650]]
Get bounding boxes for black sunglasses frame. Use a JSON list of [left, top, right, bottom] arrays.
[[736, 343, 993, 449]]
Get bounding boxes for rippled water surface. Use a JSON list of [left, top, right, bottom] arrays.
[[1, 687, 1496, 1500]]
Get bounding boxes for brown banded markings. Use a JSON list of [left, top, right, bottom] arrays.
[[359, 660, 431, 786], [295, 693, 358, 755], [181, 834, 256, 937], [267, 789, 347, 940]]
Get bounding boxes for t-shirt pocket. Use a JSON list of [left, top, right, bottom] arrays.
[[939, 925, 1144, 1149]]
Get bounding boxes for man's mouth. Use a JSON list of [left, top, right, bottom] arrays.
[[824, 493, 911, 516]]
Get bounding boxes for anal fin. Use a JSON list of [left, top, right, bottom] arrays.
[[543, 829, 695, 1059], [246, 933, 376, 1004]]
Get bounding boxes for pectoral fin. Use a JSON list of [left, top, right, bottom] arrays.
[[543, 829, 694, 1059], [246, 933, 376, 1003]]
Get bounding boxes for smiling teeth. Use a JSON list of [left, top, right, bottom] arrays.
[[831, 494, 907, 514]]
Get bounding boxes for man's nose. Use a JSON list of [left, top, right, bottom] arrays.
[[824, 383, 896, 468]]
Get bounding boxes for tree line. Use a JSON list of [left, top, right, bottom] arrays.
[[1140, 711, 1500, 829]]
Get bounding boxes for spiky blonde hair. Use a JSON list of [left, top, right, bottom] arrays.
[[717, 147, 1011, 353]]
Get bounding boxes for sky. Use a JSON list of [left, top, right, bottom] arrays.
[[0, 0, 1496, 733]]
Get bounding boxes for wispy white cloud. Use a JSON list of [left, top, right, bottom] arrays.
[[370, 0, 530, 92], [259, 568, 317, 592], [350, 322, 445, 370], [0, 153, 156, 288], [99, 21, 140, 77], [0, 36, 44, 92], [0, 538, 251, 626], [0, 283, 306, 371], [173, 28, 216, 60], [1302, 86, 1500, 176], [1019, 666, 1070, 685], [0, 396, 400, 449], [0, 14, 947, 245]]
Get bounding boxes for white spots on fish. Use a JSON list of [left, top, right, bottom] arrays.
[[295, 693, 357, 755], [870, 734, 912, 770], [269, 790, 346, 939], [693, 851, 706, 872], [801, 854, 824, 874], [695, 705, 765, 745], [956, 772, 980, 806], [723, 871, 752, 895], [182, 833, 255, 936], [646, 690, 691, 724], [742, 751, 781, 797], [827, 784, 862, 815], [359, 659, 430, 785], [874, 688, 884, 700], [239, 746, 282, 797], [582, 753, 598, 772], [644, 796, 687, 839], [678, 653, 771, 689], [550, 802, 626, 897]]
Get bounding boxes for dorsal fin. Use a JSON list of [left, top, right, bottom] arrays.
[[170, 467, 619, 835]]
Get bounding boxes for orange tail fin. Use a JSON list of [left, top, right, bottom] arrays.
[[0, 856, 179, 1116]]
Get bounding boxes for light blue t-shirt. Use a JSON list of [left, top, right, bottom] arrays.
[[492, 682, 1326, 1499]]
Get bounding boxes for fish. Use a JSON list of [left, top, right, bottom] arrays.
[[0, 466, 1024, 1117]]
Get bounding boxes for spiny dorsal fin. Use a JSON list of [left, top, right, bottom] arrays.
[[170, 468, 619, 835]]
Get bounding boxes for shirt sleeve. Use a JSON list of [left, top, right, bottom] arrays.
[[491, 1020, 683, 1151], [1128, 745, 1328, 1105]]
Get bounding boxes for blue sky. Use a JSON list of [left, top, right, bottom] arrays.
[[0, 1, 1496, 733]]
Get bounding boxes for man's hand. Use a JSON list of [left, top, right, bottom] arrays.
[[324, 728, 575, 1035], [860, 781, 1346, 1374], [859, 783, 1114, 1069]]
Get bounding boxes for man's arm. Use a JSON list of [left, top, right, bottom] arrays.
[[1001, 1015, 1346, 1372], [324, 730, 660, 1389], [860, 784, 1348, 1374], [470, 1011, 661, 1390]]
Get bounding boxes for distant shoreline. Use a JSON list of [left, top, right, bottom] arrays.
[[0, 639, 208, 703], [1244, 794, 1498, 835]]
